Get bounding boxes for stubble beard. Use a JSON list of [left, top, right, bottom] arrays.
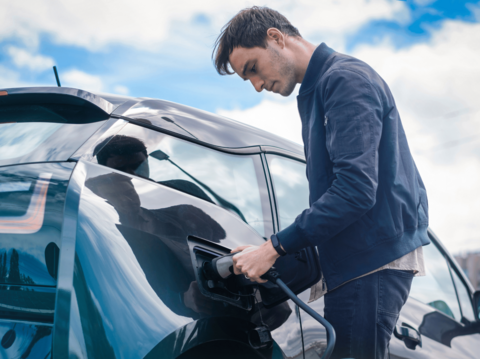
[[268, 46, 297, 97]]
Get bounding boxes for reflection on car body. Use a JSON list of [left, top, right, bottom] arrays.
[[0, 87, 479, 358]]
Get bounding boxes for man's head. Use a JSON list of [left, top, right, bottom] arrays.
[[213, 6, 302, 97], [95, 135, 150, 178]]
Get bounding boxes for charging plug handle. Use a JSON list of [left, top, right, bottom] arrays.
[[203, 254, 236, 280]]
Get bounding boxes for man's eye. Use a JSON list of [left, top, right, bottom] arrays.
[[251, 65, 256, 73]]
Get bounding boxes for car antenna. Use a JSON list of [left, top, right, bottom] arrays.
[[53, 66, 61, 87]]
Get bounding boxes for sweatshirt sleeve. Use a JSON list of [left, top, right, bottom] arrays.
[[276, 68, 384, 253]]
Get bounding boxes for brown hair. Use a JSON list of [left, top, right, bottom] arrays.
[[213, 6, 301, 75]]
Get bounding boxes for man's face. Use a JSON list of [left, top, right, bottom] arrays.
[[105, 151, 149, 178], [229, 40, 297, 97]]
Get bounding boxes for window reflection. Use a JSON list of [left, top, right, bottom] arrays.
[[96, 135, 149, 177], [451, 268, 476, 322], [0, 121, 104, 167], [0, 123, 62, 160], [79, 169, 275, 357], [409, 242, 461, 320], [267, 155, 309, 231], [94, 124, 271, 237]]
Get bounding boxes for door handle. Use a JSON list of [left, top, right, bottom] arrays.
[[394, 323, 422, 349]]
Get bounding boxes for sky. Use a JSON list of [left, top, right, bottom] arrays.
[[1, 0, 479, 255]]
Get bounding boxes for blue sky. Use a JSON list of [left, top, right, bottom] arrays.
[[1, 0, 480, 255], [1, 0, 477, 112]]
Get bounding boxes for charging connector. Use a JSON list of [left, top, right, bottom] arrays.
[[206, 253, 336, 359], [190, 244, 255, 310]]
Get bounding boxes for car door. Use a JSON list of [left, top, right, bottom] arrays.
[[0, 163, 74, 359], [0, 107, 106, 359], [390, 236, 480, 358], [60, 122, 306, 358], [265, 154, 328, 358]]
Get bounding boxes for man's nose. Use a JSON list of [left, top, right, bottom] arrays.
[[250, 76, 264, 92]]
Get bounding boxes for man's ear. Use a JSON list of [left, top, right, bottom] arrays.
[[266, 28, 285, 48]]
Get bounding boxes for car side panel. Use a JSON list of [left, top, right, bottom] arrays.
[[0, 321, 52, 359], [65, 161, 303, 358], [390, 296, 480, 358], [0, 162, 74, 359]]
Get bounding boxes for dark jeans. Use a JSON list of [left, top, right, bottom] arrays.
[[324, 269, 414, 359]]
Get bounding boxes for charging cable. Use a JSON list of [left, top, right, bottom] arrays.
[[204, 254, 336, 359], [261, 271, 336, 359]]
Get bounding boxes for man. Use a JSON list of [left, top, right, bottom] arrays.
[[213, 6, 429, 359]]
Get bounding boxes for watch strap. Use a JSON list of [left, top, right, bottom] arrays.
[[271, 234, 287, 256]]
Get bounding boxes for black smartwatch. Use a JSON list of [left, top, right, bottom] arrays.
[[271, 234, 287, 256]]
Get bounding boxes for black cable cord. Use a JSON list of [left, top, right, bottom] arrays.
[[261, 271, 336, 359]]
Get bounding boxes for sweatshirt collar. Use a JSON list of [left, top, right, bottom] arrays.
[[298, 43, 335, 95]]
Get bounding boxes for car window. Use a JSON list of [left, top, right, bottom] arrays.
[[94, 123, 273, 238], [266, 155, 309, 231], [0, 103, 108, 167], [0, 123, 63, 159], [0, 162, 74, 324], [409, 241, 461, 320], [451, 267, 476, 322]]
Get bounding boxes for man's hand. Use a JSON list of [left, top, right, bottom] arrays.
[[231, 239, 281, 283]]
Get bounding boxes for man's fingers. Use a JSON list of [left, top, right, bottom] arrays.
[[249, 276, 267, 284], [230, 243, 275, 284], [232, 254, 242, 275], [230, 245, 253, 253], [230, 246, 248, 253], [243, 270, 268, 283]]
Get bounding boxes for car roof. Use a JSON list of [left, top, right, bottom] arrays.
[[1, 87, 304, 158]]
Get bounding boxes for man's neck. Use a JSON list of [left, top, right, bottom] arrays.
[[288, 37, 317, 84]]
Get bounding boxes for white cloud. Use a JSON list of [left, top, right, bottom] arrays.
[[62, 69, 103, 92], [218, 91, 303, 145], [219, 14, 480, 254], [280, 0, 409, 49], [352, 18, 480, 254], [113, 85, 129, 95], [6, 46, 54, 72], [0, 65, 29, 88], [415, 157, 480, 254], [0, 0, 409, 52], [0, 65, 59, 89]]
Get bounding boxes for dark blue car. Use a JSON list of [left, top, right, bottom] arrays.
[[0, 87, 479, 358]]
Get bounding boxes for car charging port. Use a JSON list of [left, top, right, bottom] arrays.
[[188, 239, 255, 311], [188, 237, 336, 358]]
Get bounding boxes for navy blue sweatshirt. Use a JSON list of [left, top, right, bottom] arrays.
[[273, 43, 430, 290]]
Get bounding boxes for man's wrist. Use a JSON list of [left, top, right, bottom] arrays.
[[270, 234, 287, 256], [266, 239, 281, 260]]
